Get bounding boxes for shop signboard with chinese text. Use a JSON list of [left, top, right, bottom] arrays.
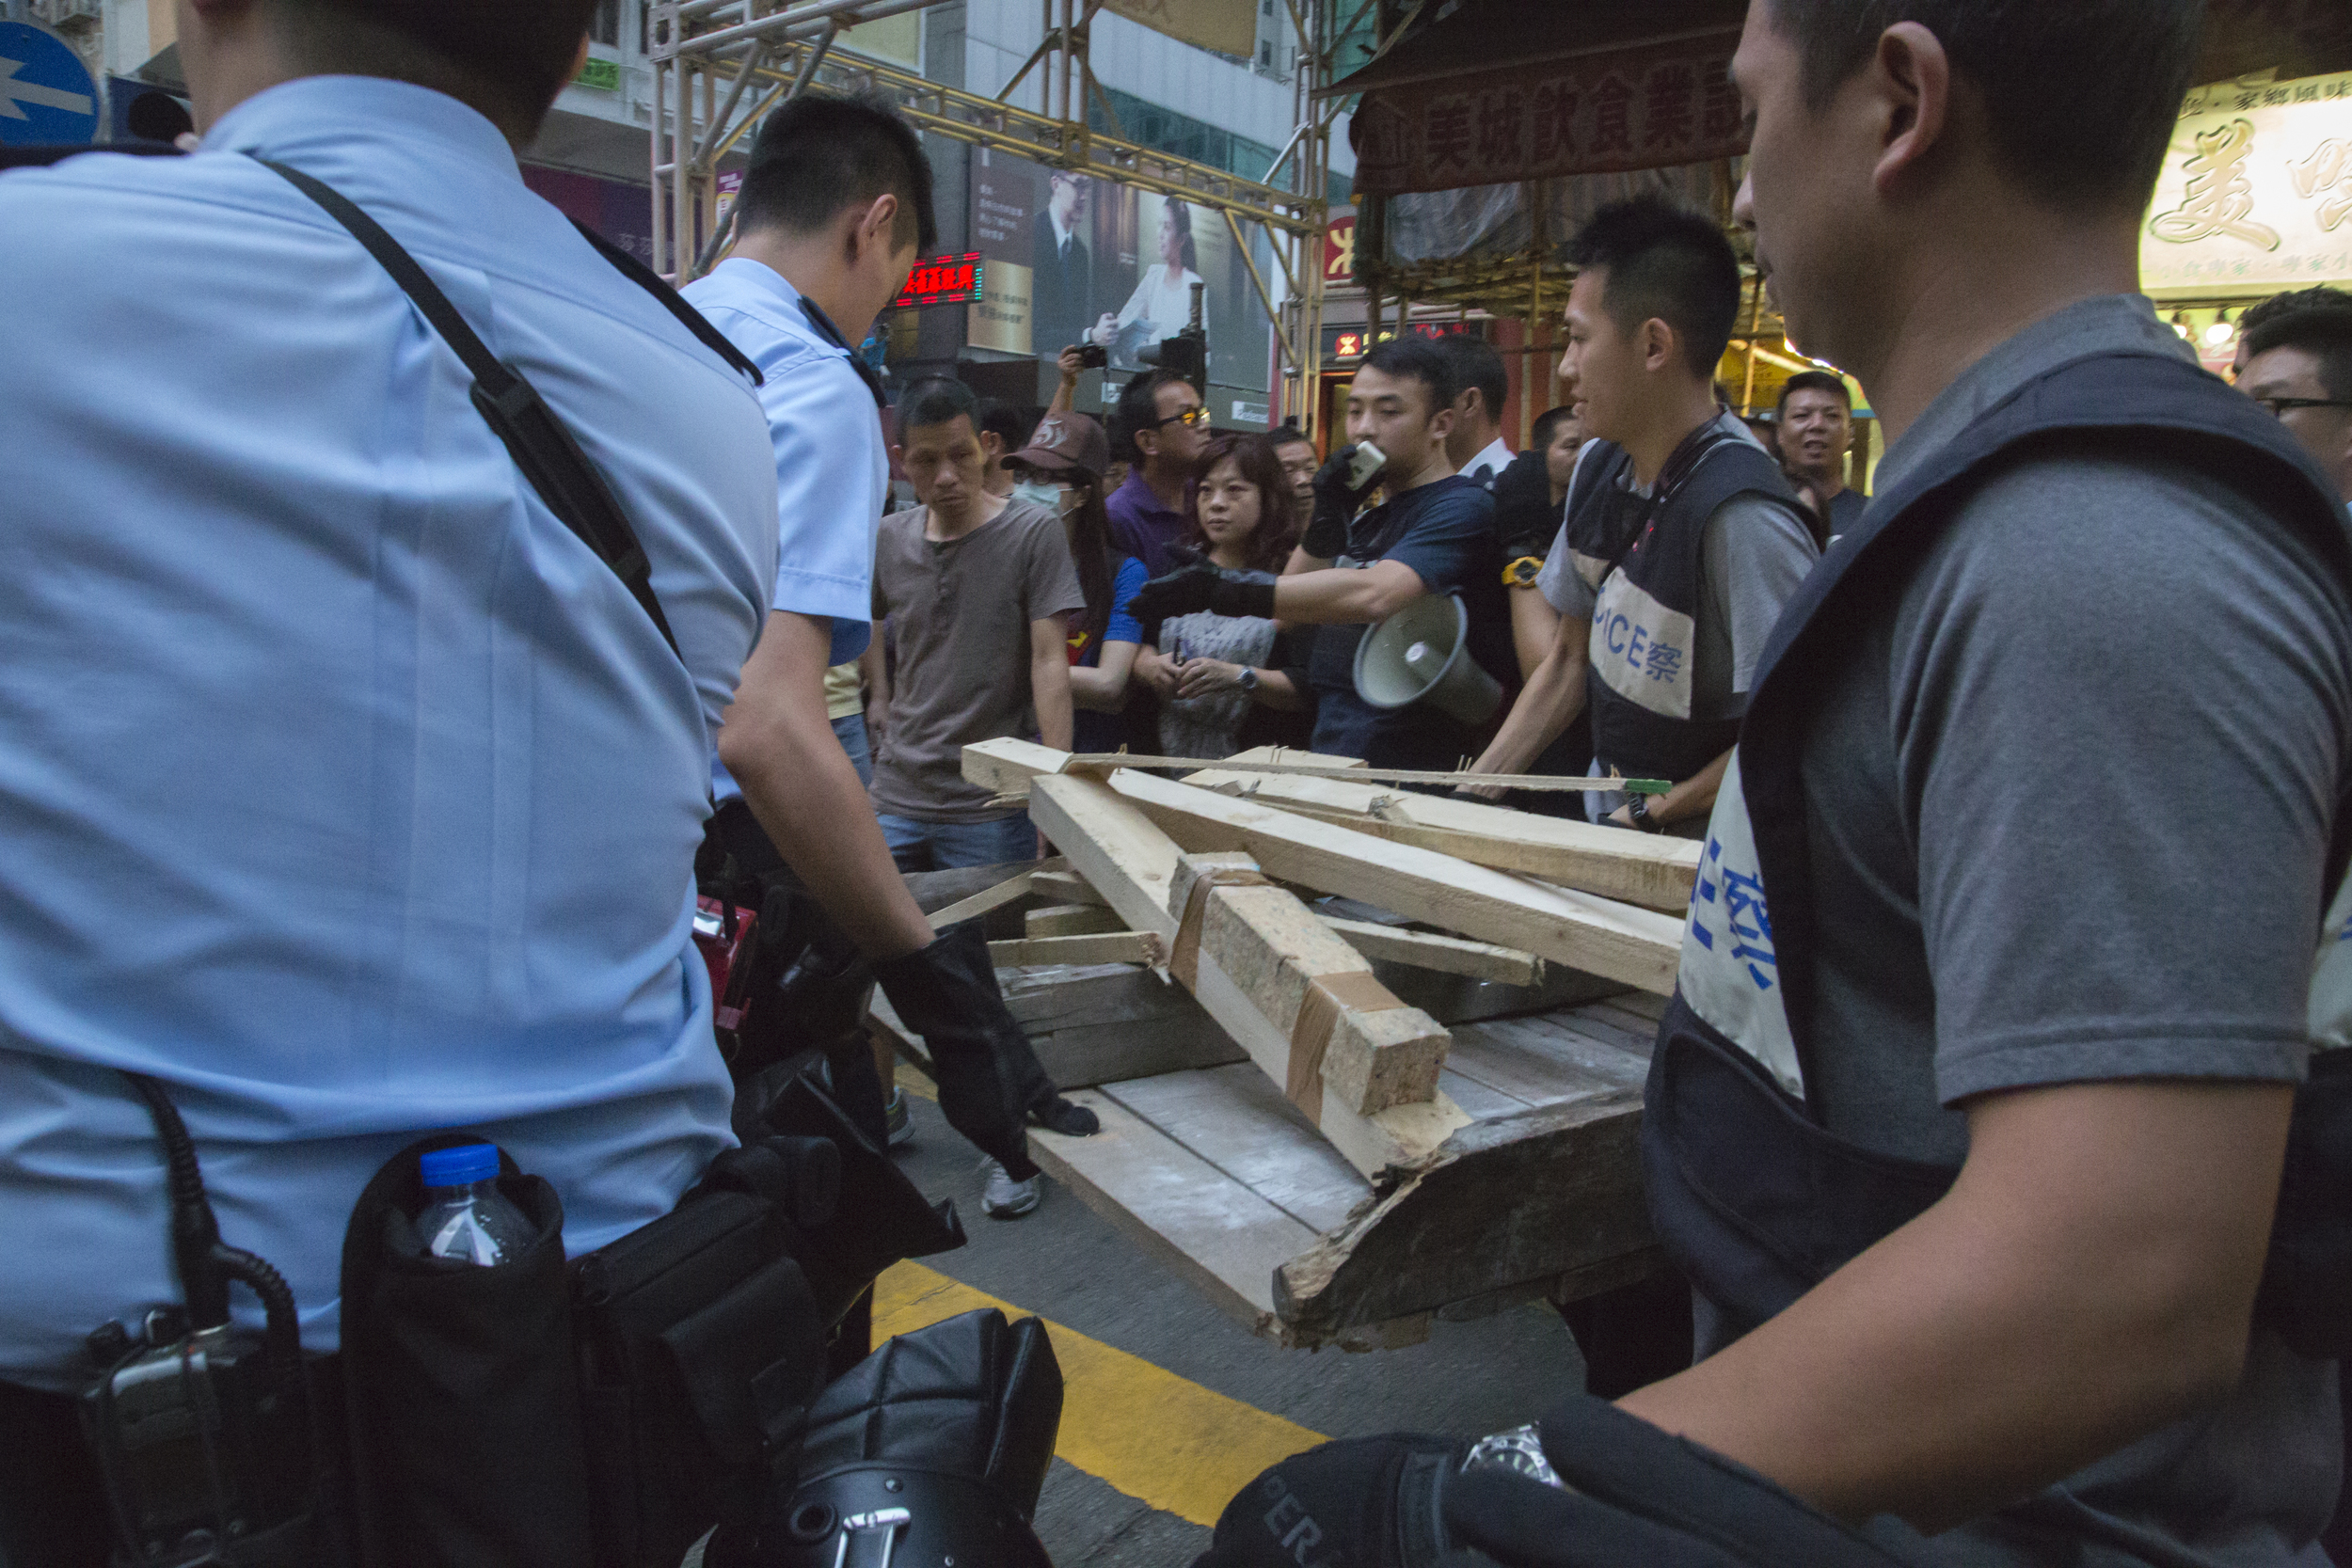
[[1322, 319, 1488, 366], [1349, 33, 1747, 197], [893, 253, 985, 309], [2141, 71, 2352, 296]]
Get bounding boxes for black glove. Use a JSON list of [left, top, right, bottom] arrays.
[[1193, 1433, 1465, 1568], [1130, 551, 1279, 626], [1304, 446, 1376, 559], [871, 924, 1092, 1175], [1490, 448, 1560, 562]]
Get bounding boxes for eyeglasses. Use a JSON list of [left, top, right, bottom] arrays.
[[1150, 405, 1211, 430], [2254, 396, 2352, 418]]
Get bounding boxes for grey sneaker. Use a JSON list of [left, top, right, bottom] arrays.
[[980, 1159, 1041, 1219], [883, 1086, 914, 1148]]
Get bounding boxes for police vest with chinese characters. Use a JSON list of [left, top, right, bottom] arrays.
[[1647, 348, 2352, 1362], [1567, 422, 1804, 784]]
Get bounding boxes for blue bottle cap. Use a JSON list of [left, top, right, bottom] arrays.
[[419, 1143, 501, 1189]]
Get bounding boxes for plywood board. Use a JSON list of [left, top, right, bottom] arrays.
[[1105, 1066, 1370, 1235]]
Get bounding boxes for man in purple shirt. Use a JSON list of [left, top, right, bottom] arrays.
[[1105, 368, 1210, 574]]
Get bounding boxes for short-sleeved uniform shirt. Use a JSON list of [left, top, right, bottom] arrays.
[[681, 257, 886, 800], [1708, 294, 2352, 1564], [1309, 474, 1511, 768], [1071, 553, 1148, 754], [1536, 415, 1819, 728], [0, 77, 777, 1384], [869, 500, 1086, 822]]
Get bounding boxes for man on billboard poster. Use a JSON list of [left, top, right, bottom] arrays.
[[1030, 169, 1094, 358]]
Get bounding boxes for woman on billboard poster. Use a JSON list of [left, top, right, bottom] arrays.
[[1089, 197, 1208, 372]]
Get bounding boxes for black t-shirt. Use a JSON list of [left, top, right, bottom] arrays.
[[1309, 475, 1509, 768]]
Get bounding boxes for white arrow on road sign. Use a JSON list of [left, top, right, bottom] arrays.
[[0, 54, 93, 119]]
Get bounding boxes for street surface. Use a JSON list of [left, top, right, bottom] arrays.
[[881, 1081, 1591, 1565]]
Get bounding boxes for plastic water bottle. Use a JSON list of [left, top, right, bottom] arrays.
[[415, 1143, 533, 1266]]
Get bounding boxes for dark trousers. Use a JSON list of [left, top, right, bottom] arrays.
[[1555, 1267, 1696, 1400], [0, 1380, 113, 1568]]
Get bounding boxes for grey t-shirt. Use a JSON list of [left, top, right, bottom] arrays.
[[1791, 294, 2352, 1565], [1536, 416, 1819, 725], [868, 499, 1085, 823]]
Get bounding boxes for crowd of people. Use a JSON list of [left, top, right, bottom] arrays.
[[7, 0, 2352, 1565]]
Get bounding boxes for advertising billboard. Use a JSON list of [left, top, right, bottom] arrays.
[[968, 146, 1275, 395]]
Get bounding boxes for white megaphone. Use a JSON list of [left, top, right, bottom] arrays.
[[1351, 593, 1503, 726]]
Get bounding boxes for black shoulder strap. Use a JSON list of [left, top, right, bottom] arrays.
[[257, 158, 680, 658], [566, 218, 763, 387]]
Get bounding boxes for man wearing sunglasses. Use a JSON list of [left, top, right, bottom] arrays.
[[1106, 368, 1212, 576], [2238, 288, 2352, 510]]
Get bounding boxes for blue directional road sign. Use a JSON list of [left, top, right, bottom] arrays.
[[0, 22, 100, 148]]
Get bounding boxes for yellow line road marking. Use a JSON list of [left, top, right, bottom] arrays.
[[871, 1260, 1324, 1528]]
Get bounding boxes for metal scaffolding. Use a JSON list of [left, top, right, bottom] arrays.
[[649, 0, 1348, 433]]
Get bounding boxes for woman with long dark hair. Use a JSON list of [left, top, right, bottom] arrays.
[[1090, 197, 1207, 371], [1002, 411, 1145, 751], [1136, 434, 1312, 758]]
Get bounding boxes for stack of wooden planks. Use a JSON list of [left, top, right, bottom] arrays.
[[868, 740, 1700, 1348]]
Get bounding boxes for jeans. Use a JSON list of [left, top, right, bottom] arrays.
[[877, 812, 1038, 874], [832, 711, 873, 789]]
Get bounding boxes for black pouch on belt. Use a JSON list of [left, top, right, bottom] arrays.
[[337, 1132, 596, 1568], [569, 1133, 839, 1568]]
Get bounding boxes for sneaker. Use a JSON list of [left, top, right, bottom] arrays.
[[1028, 1095, 1100, 1136], [883, 1086, 914, 1148], [980, 1159, 1041, 1219]]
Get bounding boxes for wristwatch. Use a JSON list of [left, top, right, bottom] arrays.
[[1236, 667, 1261, 692], [1626, 793, 1664, 833], [1503, 555, 1546, 588]]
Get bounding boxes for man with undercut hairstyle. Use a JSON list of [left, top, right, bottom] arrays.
[[1465, 198, 1817, 840], [1438, 333, 1516, 483], [0, 1, 780, 1559], [1188, 4, 2352, 1567]]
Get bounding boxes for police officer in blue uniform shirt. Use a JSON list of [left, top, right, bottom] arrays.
[[683, 95, 1094, 1225], [1193, 5, 2352, 1568], [1465, 199, 1817, 839], [1131, 337, 1514, 770], [0, 1, 777, 1557]]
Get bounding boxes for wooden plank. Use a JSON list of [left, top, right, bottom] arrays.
[[1440, 1020, 1613, 1108], [1026, 772, 1470, 1180], [1612, 990, 1669, 1024], [1476, 1014, 1649, 1091], [1187, 768, 1699, 913], [961, 736, 1075, 796], [1025, 1015, 1248, 1088], [1028, 869, 1107, 907], [925, 857, 1067, 930], [1434, 1066, 1532, 1120], [1168, 851, 1451, 1117], [1319, 917, 1541, 986], [1026, 1089, 1318, 1331], [1025, 903, 1127, 938], [1069, 752, 1647, 794], [1106, 769, 1684, 997], [996, 963, 1179, 1030], [1104, 1066, 1370, 1235], [988, 931, 1157, 967], [1274, 1088, 1657, 1338], [1582, 998, 1669, 1040]]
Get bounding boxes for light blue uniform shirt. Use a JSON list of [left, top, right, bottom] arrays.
[[0, 76, 778, 1386], [681, 259, 889, 800]]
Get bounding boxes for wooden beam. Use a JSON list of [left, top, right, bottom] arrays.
[[1319, 917, 1541, 986], [1070, 752, 1647, 794], [924, 857, 1067, 930], [1028, 869, 1107, 907], [1167, 851, 1451, 1117], [988, 931, 1159, 967], [1025, 903, 1127, 938], [1189, 762, 1699, 913], [1026, 773, 1469, 1180], [962, 736, 1073, 796], [1105, 769, 1683, 997]]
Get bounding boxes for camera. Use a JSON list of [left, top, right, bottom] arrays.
[[1075, 342, 1107, 369]]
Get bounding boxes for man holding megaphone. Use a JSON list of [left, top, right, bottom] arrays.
[[1127, 337, 1516, 769], [1464, 199, 1817, 837]]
